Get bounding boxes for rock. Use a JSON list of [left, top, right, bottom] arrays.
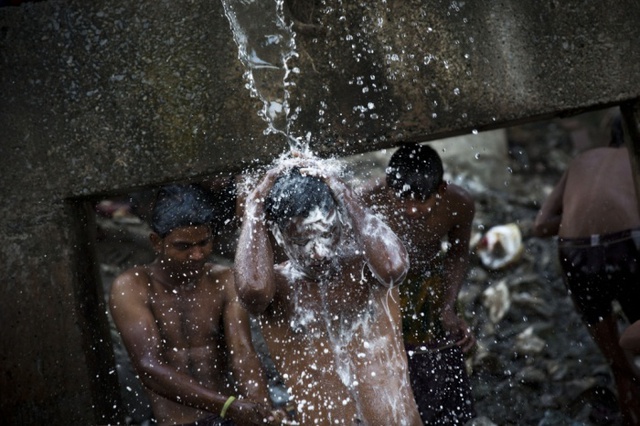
[[476, 223, 524, 270], [545, 360, 569, 381], [511, 292, 553, 319], [537, 410, 580, 426], [482, 279, 511, 323], [514, 326, 547, 356], [467, 266, 489, 284], [467, 415, 498, 426], [471, 344, 504, 375], [515, 365, 547, 386]]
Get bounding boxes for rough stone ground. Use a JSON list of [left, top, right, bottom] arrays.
[[96, 110, 631, 425]]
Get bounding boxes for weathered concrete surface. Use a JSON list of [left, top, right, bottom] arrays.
[[1, 0, 640, 423]]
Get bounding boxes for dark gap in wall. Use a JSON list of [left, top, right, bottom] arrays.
[[67, 197, 126, 425]]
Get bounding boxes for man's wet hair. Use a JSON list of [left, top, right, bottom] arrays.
[[151, 184, 218, 237], [264, 168, 336, 229], [386, 144, 444, 200]]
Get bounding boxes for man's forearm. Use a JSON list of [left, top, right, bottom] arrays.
[[341, 184, 409, 285], [232, 353, 271, 405], [235, 208, 276, 314], [137, 361, 228, 414]]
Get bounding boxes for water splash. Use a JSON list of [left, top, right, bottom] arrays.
[[221, 0, 300, 148]]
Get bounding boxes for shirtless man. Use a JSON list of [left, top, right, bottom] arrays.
[[533, 117, 640, 425], [234, 162, 422, 425], [110, 184, 283, 426], [363, 144, 476, 424]]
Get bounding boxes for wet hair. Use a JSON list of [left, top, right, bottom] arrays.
[[150, 184, 218, 237], [609, 115, 625, 148], [386, 144, 444, 200], [264, 168, 336, 229]]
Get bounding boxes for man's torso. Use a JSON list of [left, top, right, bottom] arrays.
[[138, 264, 233, 422], [376, 188, 462, 341], [258, 261, 420, 425], [561, 147, 640, 237]]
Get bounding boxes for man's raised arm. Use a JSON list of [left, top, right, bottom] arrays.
[[326, 174, 410, 287], [234, 170, 280, 314]]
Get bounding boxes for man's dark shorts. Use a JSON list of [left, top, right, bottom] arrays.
[[406, 343, 475, 425], [558, 228, 640, 325]]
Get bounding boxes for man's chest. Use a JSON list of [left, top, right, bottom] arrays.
[[269, 275, 380, 343], [150, 291, 224, 346]]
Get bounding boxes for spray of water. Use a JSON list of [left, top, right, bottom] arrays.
[[221, 0, 301, 149]]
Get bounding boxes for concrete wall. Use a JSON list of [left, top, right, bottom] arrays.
[[1, 0, 640, 423]]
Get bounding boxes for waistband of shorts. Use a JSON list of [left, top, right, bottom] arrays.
[[558, 227, 640, 248]]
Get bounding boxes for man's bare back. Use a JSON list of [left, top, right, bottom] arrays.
[[535, 146, 640, 238], [533, 125, 640, 425]]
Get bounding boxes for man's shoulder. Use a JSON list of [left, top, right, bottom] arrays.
[[203, 263, 238, 298], [110, 265, 151, 302], [113, 265, 149, 286], [445, 183, 474, 204], [442, 184, 475, 219]]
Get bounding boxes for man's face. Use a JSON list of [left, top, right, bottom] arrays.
[[153, 225, 213, 279], [277, 207, 342, 277]]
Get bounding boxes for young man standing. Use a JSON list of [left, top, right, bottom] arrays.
[[234, 163, 422, 425], [364, 144, 477, 424], [533, 117, 640, 424], [110, 184, 283, 426]]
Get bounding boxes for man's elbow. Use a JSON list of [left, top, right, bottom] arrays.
[[236, 285, 274, 315], [234, 268, 276, 314], [390, 266, 408, 287], [379, 253, 410, 287], [134, 358, 164, 388]]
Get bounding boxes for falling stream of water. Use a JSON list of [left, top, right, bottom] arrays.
[[221, 0, 301, 148]]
